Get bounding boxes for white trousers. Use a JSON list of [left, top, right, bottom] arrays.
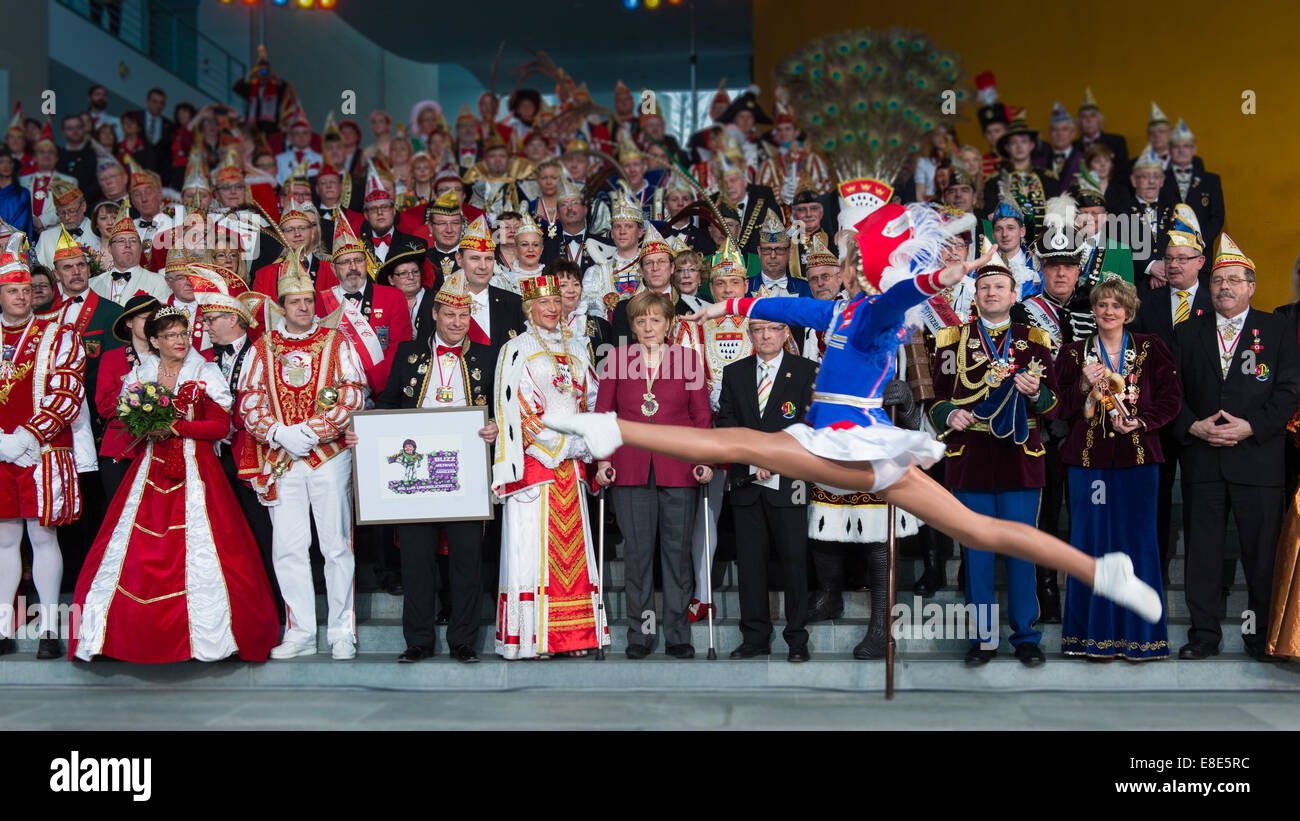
[[690, 471, 727, 605], [268, 452, 356, 646]]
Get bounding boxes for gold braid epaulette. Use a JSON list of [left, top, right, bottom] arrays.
[[1026, 326, 1052, 350], [934, 325, 961, 349]]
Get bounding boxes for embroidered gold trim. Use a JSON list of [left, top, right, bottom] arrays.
[[115, 585, 187, 605]]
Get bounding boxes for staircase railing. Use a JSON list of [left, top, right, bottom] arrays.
[[56, 0, 245, 105]]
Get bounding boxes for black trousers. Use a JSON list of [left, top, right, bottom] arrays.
[[1155, 430, 1183, 574], [1182, 479, 1284, 651], [98, 455, 131, 503], [731, 492, 809, 649], [219, 444, 282, 618], [395, 520, 483, 650], [57, 472, 105, 592]]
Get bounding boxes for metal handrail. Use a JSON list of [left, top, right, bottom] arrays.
[[56, 0, 245, 105]]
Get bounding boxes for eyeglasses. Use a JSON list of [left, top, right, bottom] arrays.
[[1166, 254, 1201, 264], [1211, 276, 1251, 286], [157, 332, 189, 341], [391, 269, 421, 279]]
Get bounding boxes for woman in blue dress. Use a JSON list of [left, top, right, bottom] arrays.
[[545, 202, 1163, 623]]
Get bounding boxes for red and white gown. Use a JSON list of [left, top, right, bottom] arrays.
[[70, 349, 279, 663], [491, 323, 607, 658]]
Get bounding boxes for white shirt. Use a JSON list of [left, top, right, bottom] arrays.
[[1169, 281, 1200, 324], [218, 334, 249, 382], [756, 349, 784, 382], [408, 289, 425, 328], [56, 288, 89, 327], [370, 229, 394, 263], [275, 148, 322, 184], [760, 273, 790, 296], [34, 219, 100, 269], [469, 287, 491, 339], [89, 266, 171, 306], [419, 333, 468, 408]]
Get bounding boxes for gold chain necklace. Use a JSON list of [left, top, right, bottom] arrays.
[[532, 325, 581, 399]]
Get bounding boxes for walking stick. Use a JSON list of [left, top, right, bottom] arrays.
[[595, 467, 614, 661], [696, 467, 717, 660], [885, 407, 898, 700]]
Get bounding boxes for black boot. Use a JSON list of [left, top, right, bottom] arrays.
[[912, 526, 947, 597], [806, 541, 844, 622], [853, 543, 891, 660], [1036, 566, 1062, 624]]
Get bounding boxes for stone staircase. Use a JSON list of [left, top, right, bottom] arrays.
[[3, 515, 1297, 693]]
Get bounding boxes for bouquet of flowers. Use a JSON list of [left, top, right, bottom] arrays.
[[117, 381, 179, 440]]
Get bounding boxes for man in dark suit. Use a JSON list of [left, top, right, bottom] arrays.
[[717, 166, 780, 256], [374, 271, 498, 663], [1034, 101, 1084, 192], [540, 181, 614, 270], [458, 215, 526, 351], [359, 187, 435, 291], [1073, 89, 1129, 181], [57, 114, 101, 206], [1132, 223, 1213, 576], [137, 88, 176, 177], [1161, 121, 1225, 255], [1171, 237, 1300, 660], [1121, 151, 1179, 297], [717, 318, 817, 662], [980, 115, 1060, 238]]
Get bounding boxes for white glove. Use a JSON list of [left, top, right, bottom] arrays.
[[780, 171, 798, 205], [0, 429, 39, 468], [273, 423, 318, 459]]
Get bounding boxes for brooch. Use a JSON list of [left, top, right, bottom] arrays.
[[1257, 363, 1271, 382], [475, 395, 487, 405], [417, 363, 429, 374], [1025, 357, 1047, 379], [471, 368, 482, 380], [1251, 328, 1262, 353], [407, 354, 419, 364], [1013, 339, 1028, 351], [967, 338, 981, 349], [402, 386, 414, 397]]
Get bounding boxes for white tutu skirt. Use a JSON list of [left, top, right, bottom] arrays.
[[782, 422, 946, 494]]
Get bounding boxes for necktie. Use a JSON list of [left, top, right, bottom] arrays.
[[437, 345, 462, 357], [757, 361, 773, 415], [344, 292, 362, 303], [111, 270, 130, 282], [1174, 290, 1191, 325]]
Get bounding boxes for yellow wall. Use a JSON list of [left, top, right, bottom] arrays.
[[753, 1, 1300, 308]]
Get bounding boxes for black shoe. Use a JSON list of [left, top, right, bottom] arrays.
[[1014, 642, 1045, 667], [625, 644, 652, 660], [36, 633, 62, 660], [451, 645, 480, 664], [852, 628, 888, 660], [964, 645, 997, 666], [729, 642, 771, 659], [913, 543, 946, 597], [787, 645, 810, 663], [1036, 568, 1062, 624], [384, 578, 405, 596], [1178, 641, 1221, 660], [0, 637, 16, 657], [805, 590, 844, 622], [665, 643, 695, 659], [397, 645, 435, 663]]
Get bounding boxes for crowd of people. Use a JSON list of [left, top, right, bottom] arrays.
[[1, 48, 1298, 669]]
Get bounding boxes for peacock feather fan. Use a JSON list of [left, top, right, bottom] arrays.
[[778, 27, 969, 184]]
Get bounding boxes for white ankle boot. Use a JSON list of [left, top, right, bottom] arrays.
[[1092, 553, 1163, 623]]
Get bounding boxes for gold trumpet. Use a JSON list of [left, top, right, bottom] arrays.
[[270, 386, 341, 478]]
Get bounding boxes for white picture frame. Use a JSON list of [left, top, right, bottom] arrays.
[[350, 406, 493, 525]]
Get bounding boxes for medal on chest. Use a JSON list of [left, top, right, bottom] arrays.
[[976, 323, 1017, 387], [711, 327, 747, 364], [279, 350, 314, 388]]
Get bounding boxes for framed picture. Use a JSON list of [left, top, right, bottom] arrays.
[[350, 406, 494, 525]]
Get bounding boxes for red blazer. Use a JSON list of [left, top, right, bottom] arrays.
[[315, 281, 413, 392], [595, 343, 711, 487], [95, 346, 138, 461], [251, 256, 338, 298]]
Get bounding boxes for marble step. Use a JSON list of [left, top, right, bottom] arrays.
[[0, 651, 1292, 693]]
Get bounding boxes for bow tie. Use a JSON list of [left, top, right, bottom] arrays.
[[137, 218, 151, 228], [344, 292, 363, 302], [763, 277, 788, 290], [68, 227, 83, 237], [437, 344, 462, 357], [214, 343, 235, 358], [564, 233, 583, 243], [68, 295, 84, 304], [294, 151, 304, 162], [111, 270, 130, 282], [373, 234, 391, 248]]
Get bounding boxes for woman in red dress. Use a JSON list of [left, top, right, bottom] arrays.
[[71, 306, 279, 663]]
